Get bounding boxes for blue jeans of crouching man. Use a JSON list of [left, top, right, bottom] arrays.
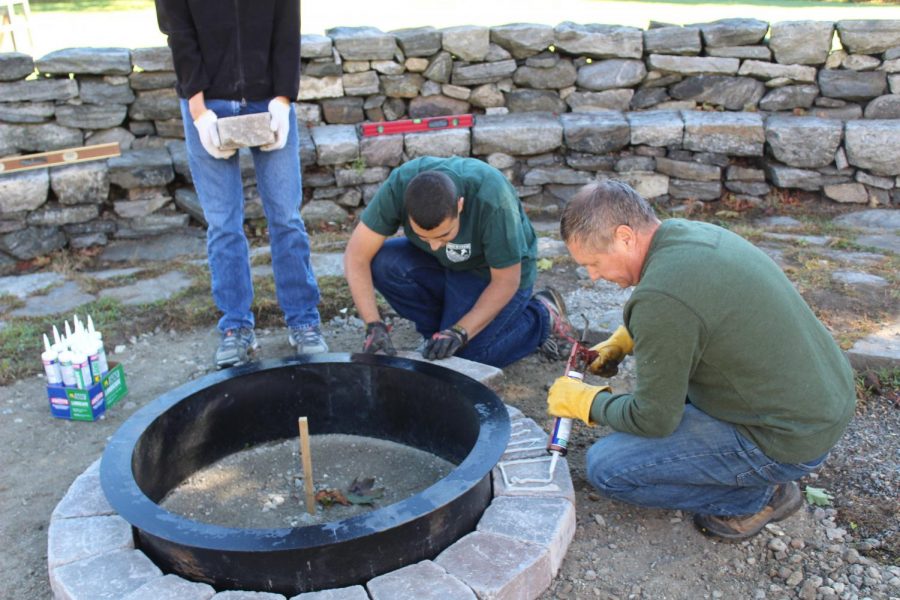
[[180, 98, 321, 334], [370, 238, 551, 368], [587, 404, 828, 516]]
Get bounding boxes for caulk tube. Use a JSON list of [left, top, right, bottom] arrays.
[[82, 337, 104, 383], [42, 334, 63, 385], [58, 350, 77, 387], [70, 349, 92, 389], [86, 315, 109, 375], [547, 347, 585, 471]]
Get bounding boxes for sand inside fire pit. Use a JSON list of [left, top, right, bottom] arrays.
[[160, 434, 456, 528]]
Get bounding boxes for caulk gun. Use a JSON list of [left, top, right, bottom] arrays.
[[547, 317, 598, 475]]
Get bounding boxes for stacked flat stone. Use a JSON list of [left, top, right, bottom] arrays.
[[1, 19, 899, 272]]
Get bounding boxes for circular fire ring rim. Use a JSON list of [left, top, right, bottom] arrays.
[[99, 353, 511, 589]]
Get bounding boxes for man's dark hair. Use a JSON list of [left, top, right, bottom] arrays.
[[404, 171, 459, 230]]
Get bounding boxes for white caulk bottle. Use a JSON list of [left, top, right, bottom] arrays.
[[41, 334, 63, 385], [86, 315, 109, 376]]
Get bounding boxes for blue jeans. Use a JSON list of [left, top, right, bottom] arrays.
[[586, 404, 827, 516], [370, 238, 549, 368], [180, 98, 320, 332]]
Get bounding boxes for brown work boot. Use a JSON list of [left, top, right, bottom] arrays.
[[533, 287, 577, 360], [693, 482, 803, 541]]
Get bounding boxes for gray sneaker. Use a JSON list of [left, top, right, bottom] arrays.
[[215, 327, 258, 369], [289, 325, 329, 355]]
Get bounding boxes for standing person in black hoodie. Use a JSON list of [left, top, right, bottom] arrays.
[[155, 0, 327, 368]]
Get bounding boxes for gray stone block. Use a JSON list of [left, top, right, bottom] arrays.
[[764, 116, 843, 168], [360, 134, 403, 167], [565, 89, 633, 112], [561, 112, 629, 155], [108, 148, 175, 189], [129, 88, 181, 121], [56, 104, 128, 130], [670, 75, 764, 110], [311, 124, 359, 165], [705, 45, 771, 60], [442, 25, 490, 62], [824, 182, 868, 204], [490, 24, 554, 59], [669, 178, 723, 200], [216, 113, 275, 150], [299, 75, 344, 101], [50, 549, 162, 600], [515, 60, 578, 91], [328, 26, 398, 61], [699, 18, 769, 48], [0, 78, 78, 102], [122, 574, 215, 600], [27, 204, 99, 226], [612, 171, 670, 199], [451, 59, 517, 86], [0, 51, 34, 81], [493, 449, 575, 503], [100, 231, 205, 262], [342, 71, 380, 96], [473, 113, 562, 156], [759, 85, 819, 111], [845, 120, 900, 176], [655, 157, 720, 181], [405, 128, 470, 158], [51, 459, 115, 519], [627, 110, 683, 147], [554, 22, 643, 59], [643, 26, 701, 56], [523, 166, 593, 186], [367, 561, 475, 600], [0, 100, 55, 124], [864, 94, 900, 119], [647, 55, 739, 76], [99, 270, 193, 305], [837, 20, 900, 55], [477, 495, 575, 576], [9, 279, 97, 317], [37, 47, 132, 75], [408, 94, 471, 117], [769, 21, 835, 65], [211, 592, 286, 600], [436, 531, 551, 600], [737, 60, 817, 83], [131, 47, 173, 72], [0, 121, 84, 152], [79, 76, 136, 105], [128, 71, 177, 91], [0, 225, 65, 259], [576, 59, 646, 92], [300, 34, 333, 59], [682, 111, 764, 156], [290, 586, 369, 600], [818, 69, 886, 101], [846, 318, 900, 370], [0, 270, 62, 298], [48, 515, 133, 568], [395, 351, 504, 389], [301, 200, 350, 228], [0, 168, 48, 212], [392, 26, 442, 57]]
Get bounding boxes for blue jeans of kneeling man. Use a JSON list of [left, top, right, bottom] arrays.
[[587, 404, 827, 516], [370, 238, 549, 368], [180, 98, 321, 333]]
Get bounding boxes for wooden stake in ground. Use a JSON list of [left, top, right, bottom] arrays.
[[297, 417, 316, 515]]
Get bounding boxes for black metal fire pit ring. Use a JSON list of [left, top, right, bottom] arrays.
[[100, 353, 510, 595]]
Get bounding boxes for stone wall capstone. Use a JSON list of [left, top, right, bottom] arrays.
[[0, 18, 899, 272]]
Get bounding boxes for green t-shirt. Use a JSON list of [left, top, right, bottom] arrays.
[[361, 157, 537, 289], [590, 219, 856, 464]]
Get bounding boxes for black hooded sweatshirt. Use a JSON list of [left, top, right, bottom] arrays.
[[155, 0, 300, 102]]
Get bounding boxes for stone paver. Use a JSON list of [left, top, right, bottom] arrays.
[[9, 280, 96, 317], [854, 233, 899, 255], [99, 270, 193, 306], [847, 318, 900, 371], [832, 270, 889, 290], [396, 350, 504, 389], [290, 586, 369, 600], [47, 515, 133, 568], [51, 459, 115, 519], [50, 549, 162, 600], [211, 592, 286, 600], [0, 271, 63, 298], [367, 560, 475, 599], [493, 449, 576, 504], [477, 495, 576, 576], [501, 416, 550, 461], [311, 252, 346, 277], [99, 232, 206, 262], [121, 574, 216, 600], [435, 531, 551, 600]]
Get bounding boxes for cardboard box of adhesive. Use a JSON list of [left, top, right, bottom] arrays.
[[46, 362, 128, 421]]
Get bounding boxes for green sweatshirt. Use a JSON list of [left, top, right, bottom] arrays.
[[590, 219, 856, 464]]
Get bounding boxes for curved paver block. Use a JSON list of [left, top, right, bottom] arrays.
[[121, 574, 216, 600], [48, 515, 133, 568], [50, 549, 162, 600], [367, 560, 475, 599]]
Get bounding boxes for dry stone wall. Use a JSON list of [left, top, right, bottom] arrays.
[[0, 19, 899, 271]]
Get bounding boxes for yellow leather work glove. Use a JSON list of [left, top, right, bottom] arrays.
[[547, 376, 611, 426], [588, 325, 634, 377]]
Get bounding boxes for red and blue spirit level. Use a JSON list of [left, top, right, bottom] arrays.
[[359, 114, 474, 137]]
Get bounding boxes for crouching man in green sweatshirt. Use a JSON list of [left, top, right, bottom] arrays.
[[548, 180, 856, 541]]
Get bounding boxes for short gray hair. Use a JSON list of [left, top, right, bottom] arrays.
[[560, 180, 660, 251]]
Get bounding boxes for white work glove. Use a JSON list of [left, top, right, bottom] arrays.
[[192, 110, 235, 159], [261, 98, 291, 152]]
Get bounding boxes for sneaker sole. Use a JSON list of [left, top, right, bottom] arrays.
[[214, 340, 259, 370]]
